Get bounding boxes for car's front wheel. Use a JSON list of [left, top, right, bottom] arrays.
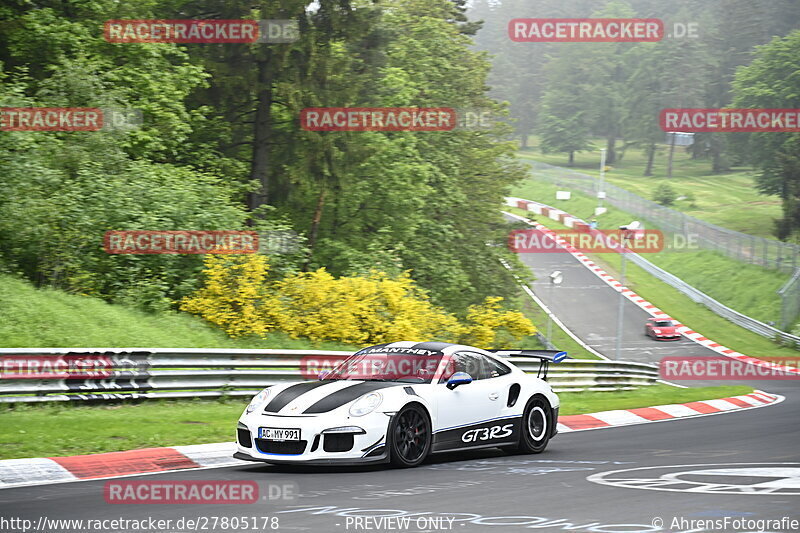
[[517, 395, 551, 454], [389, 404, 431, 467]]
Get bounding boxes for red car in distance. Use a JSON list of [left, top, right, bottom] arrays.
[[644, 318, 681, 341]]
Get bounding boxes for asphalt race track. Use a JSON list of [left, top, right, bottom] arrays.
[[1, 381, 798, 532]]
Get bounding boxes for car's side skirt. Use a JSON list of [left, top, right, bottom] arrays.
[[431, 416, 522, 453]]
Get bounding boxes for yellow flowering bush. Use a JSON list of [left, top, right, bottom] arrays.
[[181, 255, 536, 347], [179, 254, 279, 337], [273, 269, 463, 345], [459, 296, 537, 349]]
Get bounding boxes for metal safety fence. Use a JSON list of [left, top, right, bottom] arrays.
[[778, 269, 800, 331], [526, 160, 800, 331], [0, 348, 660, 403], [527, 160, 800, 272]]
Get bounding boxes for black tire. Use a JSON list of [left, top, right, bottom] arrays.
[[517, 396, 552, 454], [389, 404, 432, 467]]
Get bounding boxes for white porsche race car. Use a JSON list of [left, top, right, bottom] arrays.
[[234, 341, 564, 467]]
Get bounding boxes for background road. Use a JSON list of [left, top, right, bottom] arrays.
[[1, 381, 797, 532], [503, 212, 730, 366], [520, 247, 717, 363]]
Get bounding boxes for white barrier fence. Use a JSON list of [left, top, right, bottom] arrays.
[[0, 348, 660, 403]]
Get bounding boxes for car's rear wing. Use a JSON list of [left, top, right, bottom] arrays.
[[487, 349, 568, 381]]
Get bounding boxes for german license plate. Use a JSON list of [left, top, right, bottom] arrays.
[[259, 427, 300, 441]]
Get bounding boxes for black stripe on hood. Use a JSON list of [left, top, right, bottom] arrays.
[[303, 381, 401, 414], [264, 381, 332, 413]]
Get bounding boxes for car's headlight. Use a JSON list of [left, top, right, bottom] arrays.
[[246, 387, 271, 414], [349, 392, 382, 417], [653, 329, 661, 334]]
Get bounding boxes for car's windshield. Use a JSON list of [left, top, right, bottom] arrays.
[[654, 321, 673, 327], [324, 352, 445, 383]]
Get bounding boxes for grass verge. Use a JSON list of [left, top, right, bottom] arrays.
[[0, 385, 754, 459], [517, 137, 781, 239], [0, 399, 246, 459], [0, 275, 354, 350]]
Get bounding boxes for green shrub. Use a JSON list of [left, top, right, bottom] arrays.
[[653, 183, 677, 206]]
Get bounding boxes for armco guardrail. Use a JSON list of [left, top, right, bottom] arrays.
[[508, 197, 800, 347], [0, 348, 659, 403]]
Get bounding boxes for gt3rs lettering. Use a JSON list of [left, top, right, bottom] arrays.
[[461, 423, 514, 443], [431, 418, 521, 452]]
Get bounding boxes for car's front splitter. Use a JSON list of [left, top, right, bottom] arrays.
[[233, 450, 389, 466]]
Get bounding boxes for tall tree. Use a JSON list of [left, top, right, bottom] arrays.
[[732, 31, 800, 240]]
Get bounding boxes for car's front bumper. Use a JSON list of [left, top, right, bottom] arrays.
[[235, 411, 391, 464]]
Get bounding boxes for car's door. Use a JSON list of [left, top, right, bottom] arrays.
[[430, 351, 514, 451]]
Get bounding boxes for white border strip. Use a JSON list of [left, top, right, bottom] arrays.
[[558, 392, 785, 433]]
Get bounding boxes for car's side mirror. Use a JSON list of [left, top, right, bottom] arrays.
[[447, 372, 473, 390]]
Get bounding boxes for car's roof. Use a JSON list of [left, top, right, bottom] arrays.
[[354, 341, 489, 357]]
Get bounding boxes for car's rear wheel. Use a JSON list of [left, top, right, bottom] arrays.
[[389, 404, 431, 467], [517, 396, 551, 454]]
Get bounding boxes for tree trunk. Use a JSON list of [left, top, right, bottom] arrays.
[[304, 188, 327, 271], [568, 151, 574, 166], [666, 134, 676, 178], [644, 143, 655, 176], [605, 136, 616, 165], [710, 134, 729, 173], [712, 149, 723, 173], [520, 134, 528, 150], [248, 55, 274, 214]]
